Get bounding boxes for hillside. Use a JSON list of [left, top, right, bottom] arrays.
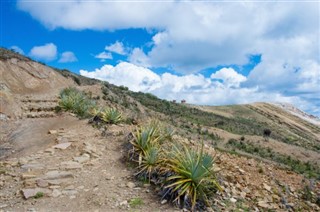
[[0, 48, 319, 211]]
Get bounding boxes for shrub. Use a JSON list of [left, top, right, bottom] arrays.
[[263, 129, 271, 137], [162, 143, 221, 210], [129, 122, 166, 182], [58, 87, 96, 118], [136, 145, 163, 181], [130, 125, 161, 163], [127, 121, 221, 211], [101, 108, 123, 124]]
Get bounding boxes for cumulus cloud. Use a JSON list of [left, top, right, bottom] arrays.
[[58, 51, 77, 63], [10, 46, 24, 55], [29, 43, 57, 61], [18, 1, 320, 115], [17, 1, 318, 71], [211, 68, 246, 88], [17, 1, 170, 30], [94, 51, 112, 62], [128, 48, 151, 67], [80, 62, 160, 92], [105, 41, 127, 55], [80, 62, 319, 116]]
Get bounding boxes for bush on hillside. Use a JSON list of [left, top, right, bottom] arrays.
[[58, 87, 96, 118], [127, 121, 221, 211]]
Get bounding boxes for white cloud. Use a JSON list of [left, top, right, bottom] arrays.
[[80, 62, 319, 116], [58, 51, 77, 63], [105, 41, 127, 55], [18, 1, 320, 115], [211, 68, 246, 88], [17, 1, 171, 30], [80, 62, 161, 92], [17, 2, 318, 70], [10, 46, 24, 55], [128, 48, 151, 67], [29, 43, 57, 61], [94, 51, 112, 62]]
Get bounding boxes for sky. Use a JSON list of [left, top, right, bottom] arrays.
[[1, 0, 320, 117]]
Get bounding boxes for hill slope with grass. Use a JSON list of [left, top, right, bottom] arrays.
[[0, 48, 319, 211]]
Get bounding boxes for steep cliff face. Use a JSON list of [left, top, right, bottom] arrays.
[[0, 57, 75, 119]]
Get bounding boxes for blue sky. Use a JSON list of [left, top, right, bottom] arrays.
[[1, 1, 319, 116]]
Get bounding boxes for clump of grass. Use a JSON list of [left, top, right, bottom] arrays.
[[58, 87, 96, 118], [34, 192, 44, 199], [129, 197, 144, 208]]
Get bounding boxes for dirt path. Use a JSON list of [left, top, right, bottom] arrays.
[[0, 114, 174, 211], [0, 116, 80, 159]]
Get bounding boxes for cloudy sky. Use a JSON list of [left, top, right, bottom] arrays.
[[2, 1, 320, 116]]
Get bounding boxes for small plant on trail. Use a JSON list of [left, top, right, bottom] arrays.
[[129, 197, 144, 208], [101, 108, 123, 124], [34, 192, 44, 199]]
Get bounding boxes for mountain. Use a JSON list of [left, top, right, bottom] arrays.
[[272, 102, 320, 126], [0, 48, 319, 211]]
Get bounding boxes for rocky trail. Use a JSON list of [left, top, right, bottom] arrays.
[[0, 114, 174, 212]]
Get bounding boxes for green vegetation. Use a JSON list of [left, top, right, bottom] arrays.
[[100, 82, 320, 181], [101, 108, 123, 124], [34, 192, 44, 199], [226, 139, 320, 179], [58, 87, 96, 118], [129, 197, 144, 208], [300, 180, 320, 206], [129, 121, 166, 180], [127, 121, 220, 211], [164, 143, 221, 210], [102, 82, 320, 152], [0, 47, 31, 61], [57, 69, 99, 86]]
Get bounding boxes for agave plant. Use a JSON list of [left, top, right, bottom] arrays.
[[136, 145, 163, 181], [130, 126, 160, 161], [59, 87, 79, 98], [59, 94, 76, 111], [58, 87, 97, 118], [101, 108, 123, 124], [147, 119, 174, 143], [163, 143, 221, 210], [88, 107, 102, 117]]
